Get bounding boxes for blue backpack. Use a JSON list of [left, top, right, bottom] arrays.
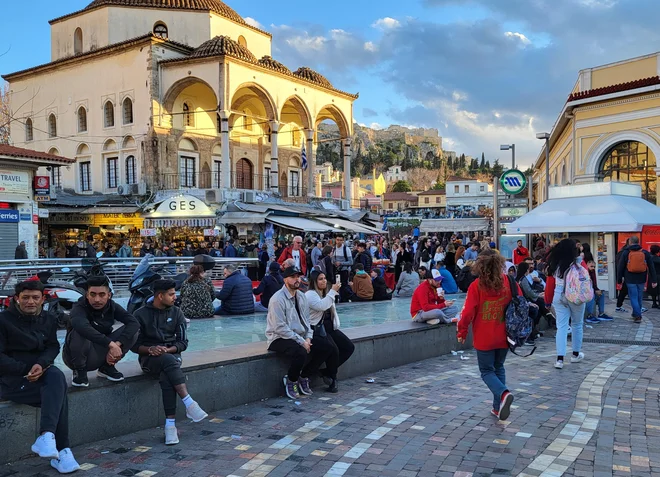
[[505, 275, 535, 357]]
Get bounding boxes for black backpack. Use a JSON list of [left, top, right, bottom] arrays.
[[504, 275, 534, 357]]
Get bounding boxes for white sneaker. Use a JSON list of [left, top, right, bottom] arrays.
[[554, 360, 564, 369], [50, 448, 80, 474], [571, 352, 585, 363], [31, 432, 59, 459], [165, 426, 179, 445], [185, 401, 208, 423], [427, 318, 441, 325]]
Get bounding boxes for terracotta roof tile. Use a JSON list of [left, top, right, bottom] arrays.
[[293, 67, 333, 89], [258, 56, 292, 75], [0, 145, 75, 164], [190, 36, 257, 63], [382, 192, 417, 201], [568, 75, 660, 102], [418, 189, 446, 195]]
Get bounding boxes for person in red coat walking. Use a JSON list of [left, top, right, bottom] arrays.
[[277, 236, 307, 275], [457, 250, 521, 421], [512, 240, 529, 265]]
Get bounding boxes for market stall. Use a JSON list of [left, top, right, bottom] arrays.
[[420, 217, 490, 233]]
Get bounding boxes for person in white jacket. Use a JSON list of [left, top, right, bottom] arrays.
[[305, 269, 355, 393]]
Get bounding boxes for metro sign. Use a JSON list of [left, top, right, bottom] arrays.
[[500, 170, 527, 195]]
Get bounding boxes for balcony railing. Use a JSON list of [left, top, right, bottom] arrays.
[[158, 172, 307, 198]]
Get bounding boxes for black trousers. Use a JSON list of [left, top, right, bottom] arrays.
[[63, 327, 137, 371], [140, 354, 186, 416], [1, 367, 70, 450], [617, 282, 628, 308], [268, 337, 336, 382], [321, 317, 355, 379]]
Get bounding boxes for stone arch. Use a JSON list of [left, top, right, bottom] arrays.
[[235, 157, 254, 189], [122, 135, 136, 149], [74, 28, 83, 54], [179, 137, 198, 151], [315, 104, 350, 138], [230, 82, 278, 122], [48, 147, 61, 156], [103, 139, 117, 151], [280, 95, 312, 130], [162, 77, 219, 113], [584, 130, 660, 177], [76, 143, 90, 155]]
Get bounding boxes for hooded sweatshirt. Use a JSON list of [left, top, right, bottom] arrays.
[[132, 303, 188, 361], [371, 269, 392, 301], [351, 271, 374, 299], [0, 300, 60, 386], [68, 297, 139, 349]]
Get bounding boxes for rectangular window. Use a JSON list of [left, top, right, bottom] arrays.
[[436, 196, 441, 204], [51, 167, 62, 189], [326, 191, 332, 198], [290, 170, 300, 196], [388, 203, 393, 209], [264, 167, 271, 190], [424, 197, 429, 204], [454, 185, 459, 193], [106, 157, 118, 189], [179, 156, 196, 188], [480, 185, 485, 192], [80, 162, 91, 192], [464, 185, 469, 193], [125, 155, 137, 184], [213, 159, 222, 188]]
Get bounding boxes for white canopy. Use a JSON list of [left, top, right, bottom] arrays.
[[507, 182, 660, 233], [315, 217, 382, 235], [421, 218, 489, 233], [266, 216, 342, 233]]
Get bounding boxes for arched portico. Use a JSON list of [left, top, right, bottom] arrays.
[[316, 104, 353, 205], [584, 130, 660, 177]]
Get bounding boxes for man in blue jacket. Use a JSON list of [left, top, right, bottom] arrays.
[[436, 261, 459, 294], [224, 238, 237, 258], [217, 264, 254, 315]]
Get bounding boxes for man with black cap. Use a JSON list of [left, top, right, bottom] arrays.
[[253, 262, 284, 312], [266, 266, 334, 399], [133, 279, 207, 445]]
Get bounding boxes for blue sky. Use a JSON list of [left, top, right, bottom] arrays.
[[2, 0, 658, 167]]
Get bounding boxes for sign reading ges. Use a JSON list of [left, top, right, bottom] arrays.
[[151, 194, 214, 218], [500, 170, 527, 195], [168, 199, 196, 212]]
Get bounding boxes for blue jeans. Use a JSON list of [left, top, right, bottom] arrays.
[[476, 349, 508, 411], [627, 282, 645, 318], [586, 292, 605, 316], [553, 294, 585, 357]]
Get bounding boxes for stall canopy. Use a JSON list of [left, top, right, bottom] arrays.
[[216, 212, 270, 224], [266, 216, 342, 232], [315, 217, 382, 235], [144, 194, 216, 227], [421, 218, 489, 233], [507, 182, 660, 234]]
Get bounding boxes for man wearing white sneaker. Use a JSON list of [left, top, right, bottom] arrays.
[[133, 279, 207, 445], [0, 281, 80, 473]]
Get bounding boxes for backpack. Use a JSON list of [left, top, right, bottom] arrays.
[[564, 263, 594, 305], [317, 256, 327, 275], [504, 275, 534, 357], [627, 250, 648, 273]]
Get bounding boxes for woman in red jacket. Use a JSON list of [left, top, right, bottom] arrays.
[[457, 250, 520, 420]]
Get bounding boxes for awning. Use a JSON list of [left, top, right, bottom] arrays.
[[421, 218, 489, 233], [216, 212, 270, 224], [315, 217, 382, 235], [144, 218, 216, 227], [266, 216, 342, 232]]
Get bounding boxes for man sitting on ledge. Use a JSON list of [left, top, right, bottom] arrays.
[[410, 269, 459, 325], [0, 281, 80, 473], [63, 276, 139, 387], [133, 279, 208, 445]]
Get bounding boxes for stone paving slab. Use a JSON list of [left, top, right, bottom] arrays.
[[3, 302, 660, 477]]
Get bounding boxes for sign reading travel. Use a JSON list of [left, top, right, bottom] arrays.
[[0, 171, 29, 195], [500, 170, 527, 195]]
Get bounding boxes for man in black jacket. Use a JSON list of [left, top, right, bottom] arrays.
[[617, 235, 658, 323], [133, 280, 207, 445], [253, 262, 284, 312], [0, 281, 80, 473], [63, 275, 139, 387]]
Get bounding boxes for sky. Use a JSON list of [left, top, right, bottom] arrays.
[[2, 0, 660, 168]]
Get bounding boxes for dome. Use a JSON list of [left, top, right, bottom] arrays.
[[191, 36, 257, 63], [258, 56, 292, 75], [293, 67, 333, 88], [84, 0, 245, 25]]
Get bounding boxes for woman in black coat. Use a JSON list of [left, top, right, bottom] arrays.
[[395, 242, 413, 282]]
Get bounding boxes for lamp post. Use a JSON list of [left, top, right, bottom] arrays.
[[536, 132, 550, 202], [500, 144, 516, 169]]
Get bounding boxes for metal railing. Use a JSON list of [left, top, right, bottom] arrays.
[[160, 171, 222, 190]]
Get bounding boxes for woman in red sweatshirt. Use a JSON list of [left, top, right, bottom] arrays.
[[457, 250, 521, 420]]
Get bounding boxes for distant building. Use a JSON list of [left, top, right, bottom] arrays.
[[385, 166, 408, 183], [411, 189, 446, 213], [360, 169, 387, 196], [445, 176, 492, 212], [382, 192, 418, 212], [315, 162, 341, 183]]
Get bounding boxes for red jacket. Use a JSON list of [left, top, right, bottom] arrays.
[[457, 276, 521, 351], [513, 246, 529, 265], [410, 280, 447, 318], [277, 246, 307, 275], [544, 275, 556, 305]]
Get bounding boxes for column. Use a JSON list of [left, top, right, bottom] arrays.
[[655, 168, 660, 207], [220, 110, 231, 189], [342, 137, 352, 207], [305, 128, 315, 197], [270, 120, 279, 194]]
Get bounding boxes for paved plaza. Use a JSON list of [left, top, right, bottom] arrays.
[[4, 302, 660, 477]]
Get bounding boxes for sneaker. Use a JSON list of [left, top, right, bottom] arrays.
[[554, 360, 564, 369], [585, 316, 601, 324], [165, 426, 179, 445], [71, 369, 89, 388], [327, 379, 339, 393], [426, 318, 441, 325], [50, 448, 80, 474], [97, 364, 124, 382], [283, 376, 300, 399], [524, 340, 536, 346], [634, 316, 642, 323], [567, 326, 572, 335], [615, 307, 628, 313], [571, 352, 585, 363], [185, 401, 208, 423], [597, 313, 613, 321], [642, 307, 648, 313], [498, 391, 514, 421], [31, 432, 59, 459], [298, 377, 313, 396], [490, 409, 499, 418]]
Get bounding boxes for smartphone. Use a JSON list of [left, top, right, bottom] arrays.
[[336, 274, 341, 284]]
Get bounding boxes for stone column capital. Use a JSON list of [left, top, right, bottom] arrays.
[[270, 120, 280, 132], [304, 128, 314, 141]]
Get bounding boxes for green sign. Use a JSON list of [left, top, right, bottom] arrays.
[[500, 170, 527, 195]]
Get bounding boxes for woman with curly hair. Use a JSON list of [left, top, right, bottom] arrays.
[[457, 250, 522, 420], [455, 246, 466, 272]]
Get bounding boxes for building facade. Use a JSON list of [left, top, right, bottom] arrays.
[[385, 166, 407, 183], [445, 177, 492, 211], [382, 192, 418, 212]]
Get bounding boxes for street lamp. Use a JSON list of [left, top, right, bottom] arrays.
[[500, 144, 516, 169], [536, 132, 550, 202]]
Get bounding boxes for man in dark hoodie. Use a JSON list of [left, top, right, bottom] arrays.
[[615, 239, 631, 312], [617, 235, 657, 323], [63, 275, 139, 387], [370, 268, 392, 301], [0, 281, 81, 473], [133, 279, 207, 445], [253, 262, 284, 312]]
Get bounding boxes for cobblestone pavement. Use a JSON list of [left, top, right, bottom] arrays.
[[4, 302, 660, 477]]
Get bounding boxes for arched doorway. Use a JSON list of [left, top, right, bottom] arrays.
[[235, 158, 253, 189], [599, 141, 657, 203], [280, 171, 288, 197]]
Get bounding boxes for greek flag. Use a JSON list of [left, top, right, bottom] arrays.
[[301, 143, 308, 171]]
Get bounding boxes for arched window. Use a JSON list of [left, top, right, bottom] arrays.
[[104, 101, 115, 128], [48, 114, 57, 138], [25, 118, 33, 142], [154, 22, 168, 39], [235, 158, 253, 189], [600, 141, 657, 203], [183, 102, 194, 127], [125, 155, 137, 184], [77, 106, 87, 132], [238, 35, 247, 48], [123, 97, 133, 125], [74, 28, 83, 54]]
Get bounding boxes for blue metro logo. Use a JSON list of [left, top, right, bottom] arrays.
[[505, 176, 522, 188], [500, 170, 527, 194]]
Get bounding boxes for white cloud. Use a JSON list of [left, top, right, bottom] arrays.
[[504, 31, 531, 45], [370, 122, 384, 130], [364, 41, 378, 52], [285, 34, 326, 53], [244, 17, 264, 30], [452, 90, 468, 102], [372, 17, 401, 30], [579, 0, 617, 7]]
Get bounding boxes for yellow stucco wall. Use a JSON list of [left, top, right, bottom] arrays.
[[590, 56, 657, 89]]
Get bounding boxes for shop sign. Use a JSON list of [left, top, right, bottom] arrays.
[[47, 213, 95, 225], [35, 195, 50, 202], [140, 228, 157, 237], [0, 170, 29, 195], [204, 229, 220, 236], [20, 213, 31, 221], [93, 212, 142, 227], [499, 207, 527, 218], [617, 232, 640, 251], [0, 210, 19, 223], [34, 176, 50, 201], [642, 226, 660, 250], [38, 209, 49, 218], [151, 194, 214, 218]]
